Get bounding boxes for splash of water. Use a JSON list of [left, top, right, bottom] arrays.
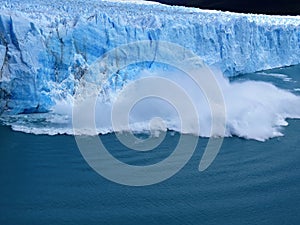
[[2, 67, 300, 141]]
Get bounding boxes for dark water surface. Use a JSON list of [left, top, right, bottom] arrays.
[[1, 65, 300, 224], [1, 120, 300, 225]]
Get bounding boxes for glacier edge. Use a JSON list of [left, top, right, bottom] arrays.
[[0, 0, 300, 114]]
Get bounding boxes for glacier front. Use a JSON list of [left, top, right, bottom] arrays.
[[1, 0, 300, 114]]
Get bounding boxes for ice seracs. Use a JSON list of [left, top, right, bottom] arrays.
[[0, 0, 300, 114]]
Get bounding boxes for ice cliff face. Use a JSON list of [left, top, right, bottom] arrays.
[[0, 0, 300, 114]]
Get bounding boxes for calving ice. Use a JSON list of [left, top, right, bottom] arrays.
[[0, 0, 300, 142], [1, 1, 300, 222]]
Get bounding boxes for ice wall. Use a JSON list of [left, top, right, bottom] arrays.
[[0, 0, 300, 114]]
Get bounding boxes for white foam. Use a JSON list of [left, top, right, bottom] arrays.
[[4, 68, 300, 141], [257, 72, 295, 82]]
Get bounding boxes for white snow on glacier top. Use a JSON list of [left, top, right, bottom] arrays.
[[1, 0, 300, 25]]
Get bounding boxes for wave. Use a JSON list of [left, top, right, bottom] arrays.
[[1, 67, 300, 141]]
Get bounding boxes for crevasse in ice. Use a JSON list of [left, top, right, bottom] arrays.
[[0, 0, 300, 114]]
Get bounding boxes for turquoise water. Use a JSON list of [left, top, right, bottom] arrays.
[[1, 66, 300, 224], [1, 122, 300, 224]]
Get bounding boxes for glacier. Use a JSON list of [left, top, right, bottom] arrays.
[[0, 0, 300, 114]]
